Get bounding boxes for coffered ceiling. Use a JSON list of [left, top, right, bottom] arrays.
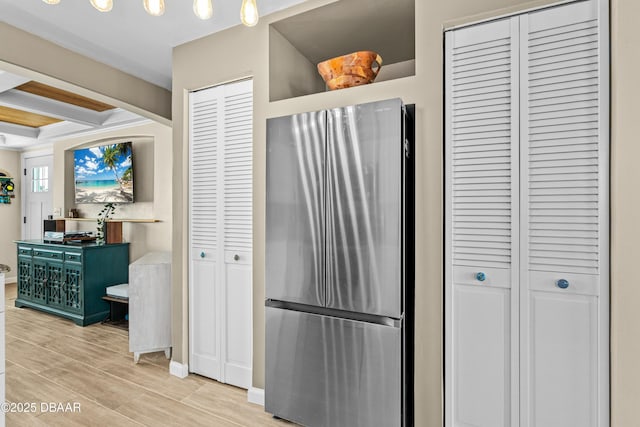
[[0, 0, 309, 150], [0, 70, 146, 150]]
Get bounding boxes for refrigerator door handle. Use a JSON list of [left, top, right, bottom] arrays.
[[265, 299, 402, 328]]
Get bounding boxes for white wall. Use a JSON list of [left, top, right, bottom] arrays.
[[52, 121, 172, 262], [0, 149, 21, 282]]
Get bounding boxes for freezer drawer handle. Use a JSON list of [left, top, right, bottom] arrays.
[[476, 272, 486, 282], [557, 279, 570, 289]]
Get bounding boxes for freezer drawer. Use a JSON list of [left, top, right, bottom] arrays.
[[265, 306, 402, 427]]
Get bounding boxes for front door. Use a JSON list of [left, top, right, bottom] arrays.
[[24, 155, 53, 240]]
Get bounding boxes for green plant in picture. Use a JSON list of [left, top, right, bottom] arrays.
[[96, 202, 116, 242]]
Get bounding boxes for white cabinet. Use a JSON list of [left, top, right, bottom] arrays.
[[445, 1, 609, 426], [189, 79, 253, 389], [129, 252, 172, 363]]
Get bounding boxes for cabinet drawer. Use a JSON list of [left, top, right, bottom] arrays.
[[18, 246, 32, 256], [64, 252, 83, 263], [32, 249, 63, 260]]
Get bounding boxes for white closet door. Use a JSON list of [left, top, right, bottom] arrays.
[[221, 79, 253, 389], [445, 17, 520, 427], [189, 86, 223, 380], [519, 1, 608, 426], [189, 79, 254, 388]]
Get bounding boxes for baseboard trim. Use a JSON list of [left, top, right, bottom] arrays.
[[248, 387, 265, 406], [4, 276, 16, 284], [169, 360, 189, 378]]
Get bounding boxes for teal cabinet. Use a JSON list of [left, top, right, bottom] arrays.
[[17, 253, 33, 300], [15, 241, 129, 326], [63, 263, 83, 314]]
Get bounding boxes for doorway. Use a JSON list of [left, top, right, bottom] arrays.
[[22, 153, 53, 240]]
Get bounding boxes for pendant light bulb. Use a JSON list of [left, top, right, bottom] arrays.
[[193, 0, 213, 20], [90, 0, 113, 12], [240, 0, 259, 27], [42, 0, 61, 4], [143, 0, 165, 16]]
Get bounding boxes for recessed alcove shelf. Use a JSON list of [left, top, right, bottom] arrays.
[[269, 0, 415, 102]]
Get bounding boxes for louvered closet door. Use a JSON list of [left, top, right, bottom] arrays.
[[221, 79, 253, 389], [189, 79, 253, 389], [189, 86, 223, 381], [445, 17, 520, 427], [519, 1, 608, 426]]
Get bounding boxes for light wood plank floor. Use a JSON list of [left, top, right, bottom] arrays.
[[4, 282, 293, 426]]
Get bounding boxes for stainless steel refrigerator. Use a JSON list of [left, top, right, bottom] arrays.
[[265, 98, 414, 427]]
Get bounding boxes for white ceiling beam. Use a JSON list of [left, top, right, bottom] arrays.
[[0, 122, 38, 139], [36, 121, 92, 141], [37, 116, 148, 141], [0, 89, 106, 127], [0, 71, 30, 93], [101, 109, 146, 125]]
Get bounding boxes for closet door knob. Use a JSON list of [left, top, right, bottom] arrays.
[[557, 279, 569, 289], [234, 254, 240, 261], [200, 252, 205, 259], [476, 272, 486, 282]]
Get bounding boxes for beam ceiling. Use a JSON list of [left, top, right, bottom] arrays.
[[15, 81, 115, 112], [0, 104, 61, 127]]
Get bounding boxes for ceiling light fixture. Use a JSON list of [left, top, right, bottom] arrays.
[[240, 0, 259, 27], [90, 0, 113, 12], [143, 0, 165, 17], [42, 0, 257, 26], [193, 0, 213, 20]]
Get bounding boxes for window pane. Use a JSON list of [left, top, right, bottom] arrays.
[[32, 167, 49, 193]]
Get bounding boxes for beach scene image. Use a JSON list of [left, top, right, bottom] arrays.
[[74, 142, 134, 203]]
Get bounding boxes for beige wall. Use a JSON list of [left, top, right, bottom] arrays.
[[2, 0, 636, 425], [0, 23, 171, 123], [0, 149, 21, 282], [610, 0, 640, 424], [52, 122, 173, 262], [173, 1, 574, 426]]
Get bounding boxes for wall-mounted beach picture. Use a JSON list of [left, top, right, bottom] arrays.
[[74, 142, 134, 203]]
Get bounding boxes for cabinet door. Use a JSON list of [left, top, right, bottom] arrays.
[[17, 256, 32, 301], [519, 1, 608, 426], [31, 258, 48, 304], [63, 263, 83, 314], [46, 261, 65, 310], [445, 16, 520, 427]]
